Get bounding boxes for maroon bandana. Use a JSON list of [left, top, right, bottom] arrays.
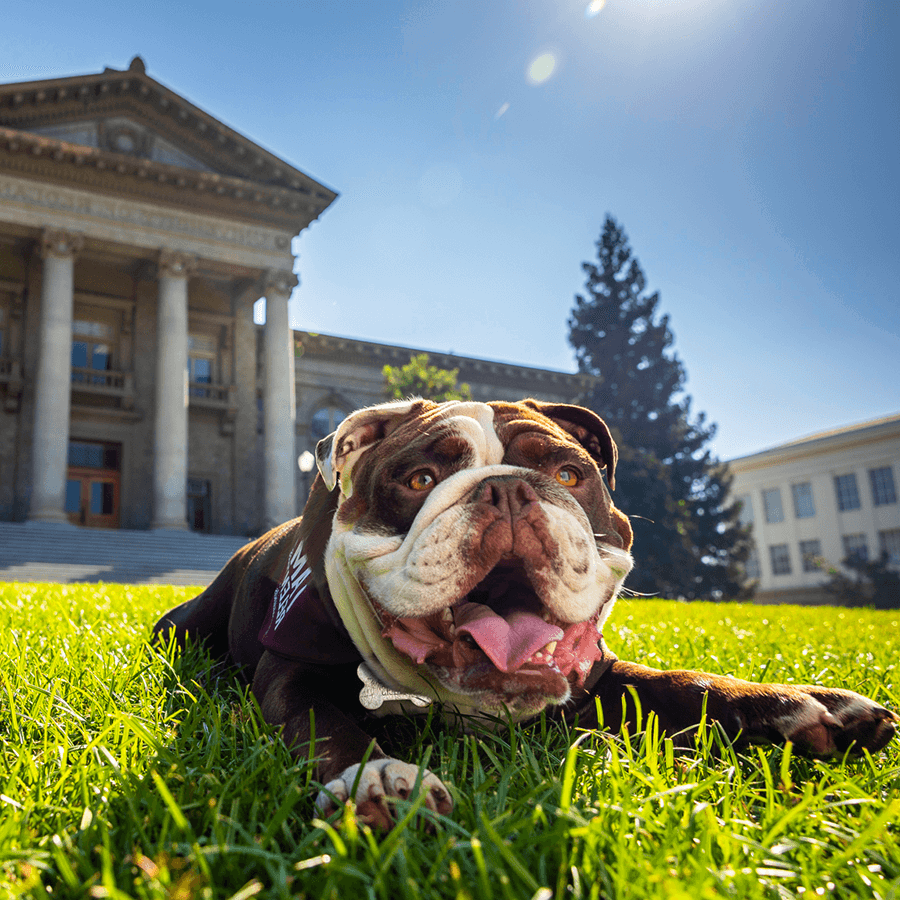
[[258, 540, 360, 664]]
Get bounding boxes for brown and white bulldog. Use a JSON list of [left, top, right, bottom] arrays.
[[153, 399, 896, 828]]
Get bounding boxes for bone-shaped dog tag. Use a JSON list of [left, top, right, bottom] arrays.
[[357, 662, 432, 711]]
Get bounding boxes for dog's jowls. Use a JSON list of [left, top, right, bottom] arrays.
[[154, 399, 896, 829]]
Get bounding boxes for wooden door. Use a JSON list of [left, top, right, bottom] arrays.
[[65, 468, 120, 528]]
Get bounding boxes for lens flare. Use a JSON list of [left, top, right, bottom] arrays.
[[527, 53, 556, 85], [585, 0, 606, 17]]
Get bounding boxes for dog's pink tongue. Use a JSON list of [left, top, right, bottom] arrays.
[[454, 602, 564, 673]]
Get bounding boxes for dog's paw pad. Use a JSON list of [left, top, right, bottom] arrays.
[[314, 758, 453, 827]]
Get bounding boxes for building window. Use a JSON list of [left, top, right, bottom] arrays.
[[187, 477, 211, 532], [869, 467, 897, 507], [842, 533, 868, 562], [71, 316, 115, 385], [762, 488, 784, 524], [310, 405, 347, 443], [834, 474, 861, 512], [744, 546, 760, 579], [68, 440, 121, 470], [799, 539, 822, 573], [791, 482, 815, 519], [736, 494, 753, 526], [188, 333, 217, 397], [769, 544, 791, 575], [879, 530, 900, 566]]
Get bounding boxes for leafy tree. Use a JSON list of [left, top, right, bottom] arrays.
[[816, 553, 900, 609], [383, 353, 473, 403], [568, 215, 750, 600]]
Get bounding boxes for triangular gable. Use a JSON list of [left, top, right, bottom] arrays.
[[0, 56, 335, 198], [29, 116, 215, 174]]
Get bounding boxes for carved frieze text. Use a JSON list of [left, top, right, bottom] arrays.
[[0, 174, 294, 266]]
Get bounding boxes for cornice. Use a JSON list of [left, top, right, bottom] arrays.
[[293, 331, 593, 388], [729, 415, 900, 473], [0, 126, 330, 232]]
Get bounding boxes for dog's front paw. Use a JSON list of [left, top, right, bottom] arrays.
[[773, 687, 896, 756], [314, 759, 453, 830]]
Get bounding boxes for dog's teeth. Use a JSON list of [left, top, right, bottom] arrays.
[[441, 608, 453, 623], [544, 641, 557, 656]]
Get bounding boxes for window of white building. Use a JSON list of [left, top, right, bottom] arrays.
[[879, 529, 900, 566], [799, 539, 822, 573], [744, 546, 761, 579], [737, 494, 753, 526], [834, 474, 861, 512], [842, 533, 868, 562], [769, 544, 791, 575], [791, 482, 816, 519], [869, 466, 897, 507], [762, 488, 784, 524]]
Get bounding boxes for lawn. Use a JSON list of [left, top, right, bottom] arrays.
[[0, 583, 897, 900]]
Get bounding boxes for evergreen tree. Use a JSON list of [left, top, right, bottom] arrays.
[[568, 215, 750, 599], [383, 353, 472, 403]]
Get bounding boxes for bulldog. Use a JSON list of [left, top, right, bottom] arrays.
[[153, 399, 896, 828]]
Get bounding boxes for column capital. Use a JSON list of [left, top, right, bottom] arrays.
[[158, 249, 198, 278], [262, 269, 299, 299], [41, 228, 84, 259]]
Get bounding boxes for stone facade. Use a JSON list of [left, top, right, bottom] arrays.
[[0, 58, 335, 533], [728, 414, 900, 603], [0, 60, 592, 536]]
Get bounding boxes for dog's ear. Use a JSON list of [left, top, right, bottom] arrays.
[[316, 399, 426, 497], [522, 400, 619, 490]]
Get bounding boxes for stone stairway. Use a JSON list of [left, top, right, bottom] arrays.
[[0, 521, 252, 586]]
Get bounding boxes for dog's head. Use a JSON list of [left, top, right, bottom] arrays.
[[310, 398, 633, 718]]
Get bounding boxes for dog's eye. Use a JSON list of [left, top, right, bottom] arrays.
[[555, 467, 579, 488], [407, 471, 436, 491]]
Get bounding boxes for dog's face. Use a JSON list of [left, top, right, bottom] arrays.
[[315, 399, 633, 718]]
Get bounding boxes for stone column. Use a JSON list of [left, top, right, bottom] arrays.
[[263, 270, 298, 530], [151, 250, 195, 530], [28, 228, 83, 523]]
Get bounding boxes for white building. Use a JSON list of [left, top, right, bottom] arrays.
[[728, 414, 900, 603]]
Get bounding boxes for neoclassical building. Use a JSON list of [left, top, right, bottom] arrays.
[[0, 60, 591, 536]]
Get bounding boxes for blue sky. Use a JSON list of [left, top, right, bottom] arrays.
[[2, 0, 898, 460]]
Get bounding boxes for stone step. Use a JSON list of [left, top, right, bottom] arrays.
[[0, 521, 251, 586]]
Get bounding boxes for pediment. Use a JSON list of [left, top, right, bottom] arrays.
[[29, 116, 216, 173], [0, 58, 336, 200]]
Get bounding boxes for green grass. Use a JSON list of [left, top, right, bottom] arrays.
[[0, 583, 898, 900]]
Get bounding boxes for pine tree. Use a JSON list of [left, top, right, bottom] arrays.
[[568, 215, 750, 599]]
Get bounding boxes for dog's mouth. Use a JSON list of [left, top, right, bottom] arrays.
[[374, 561, 605, 706]]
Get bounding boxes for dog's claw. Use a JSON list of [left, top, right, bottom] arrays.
[[314, 759, 453, 829]]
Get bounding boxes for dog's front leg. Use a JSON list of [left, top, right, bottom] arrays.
[[585, 660, 896, 756], [252, 652, 452, 828]]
